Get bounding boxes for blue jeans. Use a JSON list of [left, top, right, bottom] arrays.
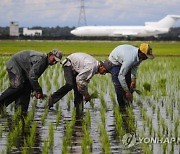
[[110, 66, 131, 107]]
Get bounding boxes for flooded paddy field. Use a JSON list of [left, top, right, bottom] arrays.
[[0, 56, 179, 154]]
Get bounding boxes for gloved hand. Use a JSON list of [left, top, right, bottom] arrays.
[[33, 91, 44, 99], [84, 94, 91, 102], [125, 90, 133, 102]]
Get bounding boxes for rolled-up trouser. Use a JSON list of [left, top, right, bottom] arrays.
[[0, 69, 32, 112], [110, 66, 131, 107], [51, 66, 83, 109]]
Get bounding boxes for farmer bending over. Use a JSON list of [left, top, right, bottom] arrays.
[[106, 43, 154, 107], [48, 53, 112, 110], [0, 49, 63, 114]]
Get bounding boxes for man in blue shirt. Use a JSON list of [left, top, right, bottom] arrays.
[[108, 43, 154, 107]]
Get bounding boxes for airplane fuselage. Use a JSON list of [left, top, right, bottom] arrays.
[[71, 26, 169, 37], [71, 15, 180, 37]]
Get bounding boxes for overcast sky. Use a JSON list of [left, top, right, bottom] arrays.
[[0, 0, 180, 27]]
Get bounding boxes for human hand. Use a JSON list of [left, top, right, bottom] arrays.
[[33, 92, 44, 99], [84, 94, 91, 102], [130, 81, 136, 92], [125, 90, 133, 102]]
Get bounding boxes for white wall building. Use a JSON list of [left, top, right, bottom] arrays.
[[9, 21, 19, 36], [23, 28, 42, 36]]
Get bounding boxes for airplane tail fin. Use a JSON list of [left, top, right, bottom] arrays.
[[145, 15, 180, 28]]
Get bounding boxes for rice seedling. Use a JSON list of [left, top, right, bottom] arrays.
[[42, 138, 49, 154], [62, 137, 68, 154], [81, 111, 92, 153], [27, 122, 37, 148], [7, 119, 23, 151], [143, 82, 151, 93], [41, 108, 49, 125], [100, 107, 106, 127], [100, 92, 108, 111], [84, 110, 91, 128], [48, 123, 54, 149], [62, 108, 76, 153], [98, 123, 111, 154], [174, 118, 179, 138], [113, 106, 124, 139], [152, 104, 156, 114], [0, 124, 2, 137], [157, 78, 167, 96], [22, 139, 28, 154], [56, 107, 62, 128]]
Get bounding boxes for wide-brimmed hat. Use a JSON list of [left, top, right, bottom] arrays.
[[51, 49, 63, 62], [139, 43, 154, 59]]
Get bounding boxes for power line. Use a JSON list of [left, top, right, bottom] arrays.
[[78, 0, 87, 26]]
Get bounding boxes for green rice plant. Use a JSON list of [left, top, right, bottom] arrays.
[[0, 124, 2, 137], [160, 116, 167, 135], [65, 121, 73, 147], [100, 107, 106, 127], [113, 106, 124, 139], [81, 111, 92, 153], [143, 82, 151, 92], [22, 139, 28, 154], [67, 92, 73, 111], [10, 102, 15, 112], [177, 99, 180, 113], [84, 110, 91, 128], [152, 104, 156, 114], [126, 105, 136, 132], [12, 106, 22, 125], [55, 102, 59, 110], [110, 90, 116, 107], [25, 109, 35, 128], [141, 143, 151, 154], [49, 123, 54, 149], [27, 122, 37, 148], [56, 107, 62, 128], [162, 143, 168, 154], [149, 118, 153, 136], [7, 119, 23, 151], [81, 124, 92, 154], [1, 150, 6, 154], [42, 138, 49, 154], [98, 123, 111, 154], [100, 92, 108, 111], [174, 118, 179, 138], [71, 108, 76, 127], [62, 137, 68, 154], [157, 78, 167, 96], [157, 106, 160, 121], [41, 108, 49, 125]]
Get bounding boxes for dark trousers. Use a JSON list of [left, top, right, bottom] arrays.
[[51, 66, 83, 109], [110, 66, 131, 107], [0, 71, 32, 113]]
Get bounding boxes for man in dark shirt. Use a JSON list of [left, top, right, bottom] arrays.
[[0, 49, 62, 113]]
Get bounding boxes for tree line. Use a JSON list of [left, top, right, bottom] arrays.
[[0, 26, 180, 41]]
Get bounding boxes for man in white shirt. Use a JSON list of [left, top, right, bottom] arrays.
[[48, 53, 111, 110], [108, 43, 154, 107]]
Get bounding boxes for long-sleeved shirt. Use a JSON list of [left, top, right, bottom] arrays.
[[109, 44, 142, 90], [6, 50, 49, 93], [64, 53, 99, 95]]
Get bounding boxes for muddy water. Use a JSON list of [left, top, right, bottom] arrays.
[[0, 95, 144, 154]]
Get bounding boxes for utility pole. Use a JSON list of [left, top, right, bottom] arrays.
[[78, 0, 87, 26]]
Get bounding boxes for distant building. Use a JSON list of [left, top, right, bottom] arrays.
[[9, 21, 19, 36], [23, 28, 42, 36]]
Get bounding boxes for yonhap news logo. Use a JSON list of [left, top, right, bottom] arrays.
[[122, 132, 180, 148]]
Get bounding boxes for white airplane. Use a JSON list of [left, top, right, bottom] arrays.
[[71, 15, 180, 37]]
